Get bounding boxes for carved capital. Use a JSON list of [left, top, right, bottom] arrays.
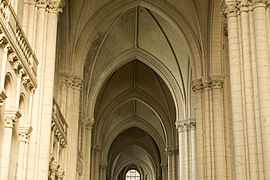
[[209, 76, 224, 89], [47, 0, 64, 14], [192, 76, 224, 93], [18, 126, 32, 143], [175, 121, 185, 132], [4, 109, 21, 128], [59, 73, 83, 89], [223, 1, 239, 17], [192, 79, 203, 93], [56, 167, 65, 179], [0, 89, 7, 106]]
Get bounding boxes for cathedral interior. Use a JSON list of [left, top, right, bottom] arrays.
[[0, 0, 269, 179]]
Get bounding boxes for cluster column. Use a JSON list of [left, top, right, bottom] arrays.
[[224, 0, 270, 178], [192, 76, 231, 179]]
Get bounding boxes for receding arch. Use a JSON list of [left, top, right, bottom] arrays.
[[87, 48, 184, 125]]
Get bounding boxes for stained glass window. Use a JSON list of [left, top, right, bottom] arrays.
[[126, 169, 140, 180]]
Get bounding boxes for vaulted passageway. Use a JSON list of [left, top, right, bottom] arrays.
[[76, 4, 195, 179], [91, 60, 177, 179]]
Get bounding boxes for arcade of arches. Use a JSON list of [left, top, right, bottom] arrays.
[[0, 0, 269, 179]]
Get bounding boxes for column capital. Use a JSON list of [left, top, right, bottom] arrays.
[[59, 73, 83, 90], [46, 0, 65, 14], [252, 0, 268, 9], [192, 76, 224, 93], [0, 89, 7, 106], [80, 117, 94, 129], [4, 109, 21, 128], [18, 126, 33, 143], [223, 1, 239, 17]]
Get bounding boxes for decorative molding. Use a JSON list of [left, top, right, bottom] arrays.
[[0, 88, 7, 106], [192, 76, 224, 93], [18, 126, 32, 143], [4, 109, 21, 128]]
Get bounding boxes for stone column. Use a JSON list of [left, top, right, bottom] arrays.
[[81, 120, 93, 180], [253, 1, 270, 178], [225, 2, 248, 179], [190, 120, 196, 180], [26, 1, 47, 179], [167, 148, 174, 180], [0, 109, 21, 180], [91, 145, 101, 180], [192, 76, 229, 179], [176, 121, 185, 180], [35, 0, 63, 178], [64, 75, 82, 179], [240, 2, 260, 179], [16, 126, 32, 180]]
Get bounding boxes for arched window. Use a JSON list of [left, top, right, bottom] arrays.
[[126, 169, 140, 180]]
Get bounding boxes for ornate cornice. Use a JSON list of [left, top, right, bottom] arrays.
[[0, 89, 7, 106], [192, 76, 224, 93]]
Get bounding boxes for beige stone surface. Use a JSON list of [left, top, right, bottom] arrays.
[[0, 0, 270, 179]]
